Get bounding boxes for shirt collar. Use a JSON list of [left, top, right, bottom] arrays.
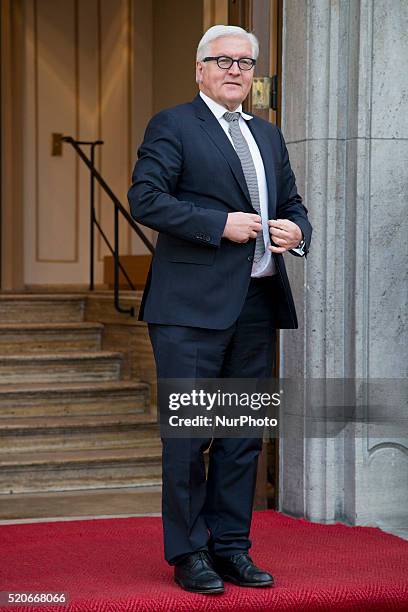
[[199, 90, 253, 121]]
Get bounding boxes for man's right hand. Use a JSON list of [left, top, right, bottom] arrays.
[[222, 212, 262, 243]]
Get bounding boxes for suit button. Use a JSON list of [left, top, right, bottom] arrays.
[[247, 255, 253, 262]]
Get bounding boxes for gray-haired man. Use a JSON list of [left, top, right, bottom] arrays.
[[128, 24, 312, 594]]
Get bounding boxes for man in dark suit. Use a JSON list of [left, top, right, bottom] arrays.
[[128, 25, 312, 594]]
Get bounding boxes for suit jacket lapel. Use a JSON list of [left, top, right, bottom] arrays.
[[191, 95, 251, 211], [191, 94, 278, 219], [246, 118, 277, 220]]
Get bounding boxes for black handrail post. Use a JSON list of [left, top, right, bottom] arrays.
[[114, 205, 119, 310], [114, 204, 135, 316], [89, 143, 97, 291]]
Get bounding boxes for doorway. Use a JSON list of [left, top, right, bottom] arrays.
[[1, 0, 281, 510], [0, 0, 203, 290]]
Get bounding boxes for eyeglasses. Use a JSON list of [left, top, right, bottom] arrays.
[[202, 56, 256, 71]]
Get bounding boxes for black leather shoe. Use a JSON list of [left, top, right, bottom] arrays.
[[212, 552, 274, 587], [174, 551, 224, 594]]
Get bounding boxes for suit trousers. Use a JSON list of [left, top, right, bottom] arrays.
[[148, 275, 277, 565]]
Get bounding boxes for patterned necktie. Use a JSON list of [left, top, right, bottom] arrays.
[[223, 111, 265, 263]]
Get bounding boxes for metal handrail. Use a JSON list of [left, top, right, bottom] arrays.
[[62, 136, 155, 316]]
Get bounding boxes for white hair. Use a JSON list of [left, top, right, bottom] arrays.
[[196, 25, 259, 62]]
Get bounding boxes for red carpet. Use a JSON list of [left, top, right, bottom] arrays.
[[0, 510, 407, 611]]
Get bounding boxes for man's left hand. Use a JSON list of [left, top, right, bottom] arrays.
[[268, 219, 302, 253]]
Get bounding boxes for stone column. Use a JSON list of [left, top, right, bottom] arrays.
[[279, 0, 408, 534]]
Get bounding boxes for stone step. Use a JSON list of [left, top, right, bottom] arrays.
[[0, 414, 160, 452], [0, 294, 85, 323], [0, 351, 123, 385], [0, 381, 150, 418], [0, 446, 163, 494], [0, 485, 162, 520], [0, 322, 103, 354]]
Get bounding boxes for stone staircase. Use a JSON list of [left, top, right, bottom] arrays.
[[0, 294, 162, 520]]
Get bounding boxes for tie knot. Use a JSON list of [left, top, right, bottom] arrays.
[[223, 111, 240, 123]]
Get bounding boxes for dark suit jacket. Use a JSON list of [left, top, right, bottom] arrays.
[[127, 93, 312, 329]]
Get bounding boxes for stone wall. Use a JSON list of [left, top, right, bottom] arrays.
[[280, 0, 408, 534]]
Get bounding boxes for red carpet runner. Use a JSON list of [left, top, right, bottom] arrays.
[[0, 510, 407, 611]]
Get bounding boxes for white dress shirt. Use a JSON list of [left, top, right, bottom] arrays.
[[199, 91, 276, 277]]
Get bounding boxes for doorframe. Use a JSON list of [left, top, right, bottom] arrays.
[[227, 0, 283, 510], [0, 0, 25, 291]]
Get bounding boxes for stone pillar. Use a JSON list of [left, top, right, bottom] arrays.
[[279, 0, 408, 534]]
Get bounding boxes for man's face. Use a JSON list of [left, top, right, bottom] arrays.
[[196, 36, 255, 111]]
